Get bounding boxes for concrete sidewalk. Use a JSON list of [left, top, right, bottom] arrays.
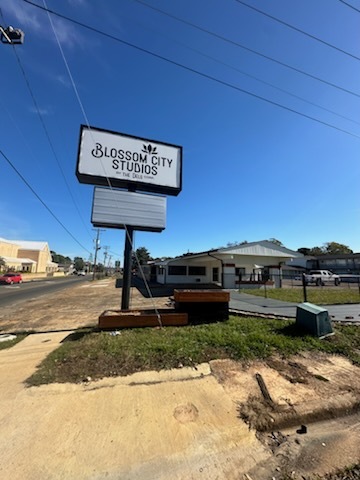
[[230, 291, 360, 323], [0, 333, 268, 480], [1, 332, 360, 479]]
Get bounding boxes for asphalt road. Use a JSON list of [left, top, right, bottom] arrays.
[[0, 276, 90, 308]]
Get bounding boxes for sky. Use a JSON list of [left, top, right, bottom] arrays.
[[0, 0, 359, 266]]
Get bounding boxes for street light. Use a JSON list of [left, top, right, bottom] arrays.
[[0, 26, 25, 45]]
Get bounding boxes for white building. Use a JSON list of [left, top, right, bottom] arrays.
[[153, 240, 303, 289]]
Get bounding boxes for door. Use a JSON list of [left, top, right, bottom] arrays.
[[212, 267, 219, 282]]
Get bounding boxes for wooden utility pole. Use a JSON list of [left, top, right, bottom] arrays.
[[92, 228, 104, 281]]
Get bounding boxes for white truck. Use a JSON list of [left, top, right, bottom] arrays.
[[304, 270, 341, 286]]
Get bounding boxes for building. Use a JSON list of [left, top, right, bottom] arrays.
[[306, 253, 360, 274], [152, 241, 303, 289], [0, 238, 58, 273]]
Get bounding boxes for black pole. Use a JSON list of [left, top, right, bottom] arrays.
[[121, 226, 134, 310], [302, 273, 308, 303]]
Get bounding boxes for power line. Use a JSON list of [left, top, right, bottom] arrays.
[[7, 33, 93, 242], [21, 0, 360, 139], [338, 0, 360, 13], [42, 0, 94, 143], [39, 0, 163, 315], [133, 0, 360, 99], [129, 2, 360, 125], [233, 0, 360, 61], [0, 148, 91, 254]]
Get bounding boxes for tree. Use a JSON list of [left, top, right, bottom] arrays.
[[96, 262, 104, 273], [132, 247, 152, 269], [297, 247, 311, 256], [305, 242, 353, 256], [308, 246, 324, 256], [323, 242, 353, 255], [74, 257, 85, 271], [51, 250, 72, 265], [0, 256, 5, 272], [268, 238, 284, 247], [226, 240, 248, 247]]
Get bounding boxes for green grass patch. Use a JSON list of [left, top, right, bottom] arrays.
[[241, 288, 360, 305], [0, 334, 27, 351], [26, 316, 360, 386]]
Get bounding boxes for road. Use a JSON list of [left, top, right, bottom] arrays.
[[0, 275, 90, 308]]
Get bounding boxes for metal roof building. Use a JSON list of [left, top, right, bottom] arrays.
[[153, 240, 303, 289]]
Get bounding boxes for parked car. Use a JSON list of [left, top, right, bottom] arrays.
[[77, 271, 86, 276], [0, 272, 23, 284], [304, 270, 340, 286]]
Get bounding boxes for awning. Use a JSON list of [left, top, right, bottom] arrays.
[[2, 256, 36, 264]]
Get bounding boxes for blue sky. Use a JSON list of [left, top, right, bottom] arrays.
[[1, 0, 359, 265]]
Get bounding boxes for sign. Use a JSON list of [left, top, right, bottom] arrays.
[[91, 187, 166, 232], [76, 125, 182, 196]]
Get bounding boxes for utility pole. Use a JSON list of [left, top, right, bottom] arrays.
[[107, 255, 112, 275], [88, 253, 93, 273], [103, 246, 109, 268], [92, 228, 104, 281]]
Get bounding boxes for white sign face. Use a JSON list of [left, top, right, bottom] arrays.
[[92, 187, 166, 232], [76, 125, 182, 196]]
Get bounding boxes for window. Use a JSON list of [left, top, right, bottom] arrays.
[[168, 265, 187, 275], [188, 266, 206, 276], [158, 266, 165, 275]]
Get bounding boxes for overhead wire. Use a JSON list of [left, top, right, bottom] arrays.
[[233, 0, 360, 61], [42, 0, 163, 323], [0, 148, 91, 254], [133, 0, 360, 99], [20, 0, 360, 139], [8, 40, 94, 242], [0, 6, 93, 256], [338, 0, 360, 13], [37, 0, 360, 316], [119, 3, 360, 126]]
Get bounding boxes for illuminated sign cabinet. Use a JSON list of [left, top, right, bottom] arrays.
[[76, 125, 182, 196], [91, 187, 166, 232]]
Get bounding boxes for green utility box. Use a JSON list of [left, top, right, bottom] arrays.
[[296, 302, 333, 338]]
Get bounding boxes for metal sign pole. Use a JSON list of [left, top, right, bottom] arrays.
[[121, 226, 134, 310]]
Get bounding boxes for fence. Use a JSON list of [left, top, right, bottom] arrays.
[[235, 272, 360, 301]]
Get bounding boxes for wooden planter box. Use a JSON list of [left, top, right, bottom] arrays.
[[174, 289, 230, 303], [98, 309, 188, 329], [174, 289, 229, 322]]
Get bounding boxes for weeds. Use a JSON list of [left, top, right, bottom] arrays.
[[26, 316, 360, 386]]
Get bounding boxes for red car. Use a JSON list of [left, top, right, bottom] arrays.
[[0, 272, 23, 284]]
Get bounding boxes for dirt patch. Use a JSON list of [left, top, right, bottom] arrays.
[[249, 413, 360, 479], [0, 280, 170, 333], [210, 353, 360, 432]]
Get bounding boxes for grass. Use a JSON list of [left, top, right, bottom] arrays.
[[0, 334, 27, 351], [26, 316, 360, 386], [240, 287, 360, 305]]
